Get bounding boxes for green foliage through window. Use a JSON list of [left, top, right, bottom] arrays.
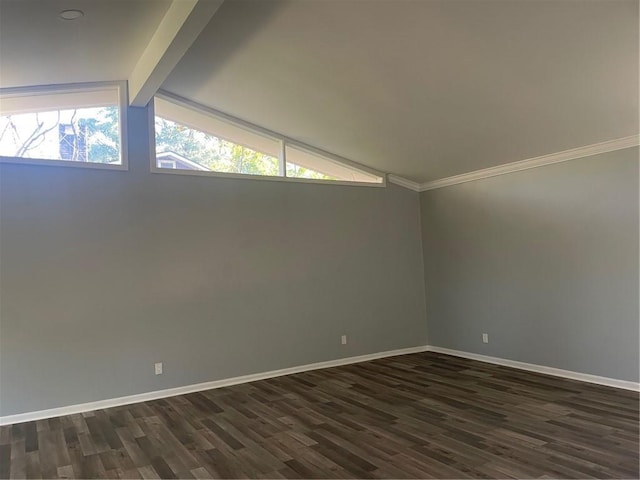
[[155, 117, 279, 176], [153, 95, 383, 183]]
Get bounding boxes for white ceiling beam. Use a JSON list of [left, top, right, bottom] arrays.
[[128, 0, 224, 107]]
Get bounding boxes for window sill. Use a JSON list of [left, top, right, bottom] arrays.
[[0, 156, 127, 171], [150, 166, 386, 187]]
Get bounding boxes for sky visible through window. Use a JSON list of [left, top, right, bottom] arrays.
[[0, 107, 120, 163], [155, 116, 334, 180], [155, 116, 279, 176]]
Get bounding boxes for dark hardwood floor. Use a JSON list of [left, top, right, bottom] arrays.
[[1, 352, 638, 479]]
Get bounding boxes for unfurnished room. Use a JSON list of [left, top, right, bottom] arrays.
[[0, 0, 638, 479]]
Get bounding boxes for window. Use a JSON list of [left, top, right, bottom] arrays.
[[153, 94, 384, 185], [285, 144, 383, 183], [158, 159, 177, 169], [154, 96, 281, 177], [0, 83, 126, 168]]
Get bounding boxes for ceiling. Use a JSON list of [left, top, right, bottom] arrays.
[[163, 0, 639, 182], [0, 0, 171, 88], [1, 0, 638, 183]]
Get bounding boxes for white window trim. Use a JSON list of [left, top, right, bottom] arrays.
[[0, 81, 129, 171], [150, 90, 386, 188]]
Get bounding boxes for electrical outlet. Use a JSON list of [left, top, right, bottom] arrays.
[[341, 334, 348, 345], [155, 362, 163, 375], [482, 333, 489, 344]]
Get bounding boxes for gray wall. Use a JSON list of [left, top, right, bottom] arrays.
[[0, 106, 427, 417], [2, 102, 637, 418], [421, 147, 639, 382]]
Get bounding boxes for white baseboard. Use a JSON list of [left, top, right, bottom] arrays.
[[2, 344, 637, 425], [427, 346, 640, 392], [0, 345, 429, 426]]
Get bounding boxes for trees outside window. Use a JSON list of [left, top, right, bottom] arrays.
[[0, 107, 120, 164]]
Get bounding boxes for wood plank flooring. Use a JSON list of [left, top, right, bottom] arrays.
[[1, 352, 638, 479]]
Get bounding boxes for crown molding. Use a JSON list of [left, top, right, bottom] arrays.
[[387, 174, 421, 191], [419, 135, 639, 192]]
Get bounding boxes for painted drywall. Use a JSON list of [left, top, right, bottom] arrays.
[[0, 106, 427, 417], [421, 147, 639, 382]]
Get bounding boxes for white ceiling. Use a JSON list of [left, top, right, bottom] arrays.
[[163, 0, 639, 182], [1, 0, 637, 183], [0, 0, 171, 88]]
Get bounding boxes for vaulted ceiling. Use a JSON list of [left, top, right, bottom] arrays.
[[0, 0, 171, 88], [1, 0, 638, 183]]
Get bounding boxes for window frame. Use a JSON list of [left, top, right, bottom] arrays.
[[150, 91, 386, 187], [0, 81, 128, 171]]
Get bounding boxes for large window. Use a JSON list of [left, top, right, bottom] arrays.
[[0, 84, 126, 168], [153, 94, 384, 185]]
